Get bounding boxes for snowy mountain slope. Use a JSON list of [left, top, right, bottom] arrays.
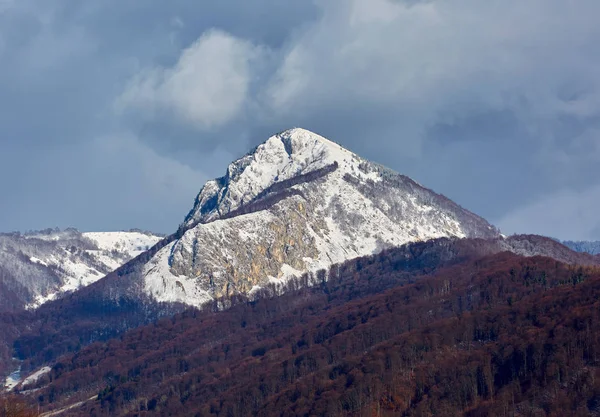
[[0, 229, 162, 310], [143, 128, 500, 306]]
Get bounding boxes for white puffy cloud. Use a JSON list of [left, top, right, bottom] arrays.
[[118, 29, 263, 130]]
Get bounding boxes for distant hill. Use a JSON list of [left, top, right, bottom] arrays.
[[562, 240, 600, 255], [0, 229, 162, 312]]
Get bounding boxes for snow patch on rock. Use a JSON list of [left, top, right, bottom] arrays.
[[22, 366, 51, 388]]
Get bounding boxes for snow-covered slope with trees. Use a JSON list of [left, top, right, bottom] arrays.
[[0, 229, 162, 310], [143, 128, 499, 306]]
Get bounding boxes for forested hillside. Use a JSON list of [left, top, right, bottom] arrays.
[[10, 244, 600, 416]]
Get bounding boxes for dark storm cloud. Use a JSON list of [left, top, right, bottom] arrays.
[[1, 0, 600, 239]]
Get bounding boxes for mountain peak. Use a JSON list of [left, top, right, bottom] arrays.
[[142, 129, 501, 306], [184, 128, 359, 227], [259, 127, 352, 166], [276, 127, 346, 152]]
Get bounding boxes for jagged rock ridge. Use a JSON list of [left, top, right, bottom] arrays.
[[143, 128, 500, 306]]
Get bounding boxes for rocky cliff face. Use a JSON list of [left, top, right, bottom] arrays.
[[143, 128, 499, 306]]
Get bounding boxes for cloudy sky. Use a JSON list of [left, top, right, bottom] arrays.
[[1, 0, 599, 240]]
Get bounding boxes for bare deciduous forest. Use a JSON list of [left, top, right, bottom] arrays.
[[3, 240, 599, 416]]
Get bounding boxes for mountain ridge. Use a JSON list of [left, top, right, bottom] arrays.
[[561, 239, 600, 255], [0, 229, 162, 311]]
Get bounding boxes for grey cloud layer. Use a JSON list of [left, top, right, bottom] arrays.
[[1, 0, 599, 239]]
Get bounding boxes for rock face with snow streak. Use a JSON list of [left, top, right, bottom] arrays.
[[0, 229, 162, 310], [143, 128, 499, 306]]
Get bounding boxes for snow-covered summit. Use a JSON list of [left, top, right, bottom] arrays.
[[184, 128, 376, 227], [144, 128, 499, 307]]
